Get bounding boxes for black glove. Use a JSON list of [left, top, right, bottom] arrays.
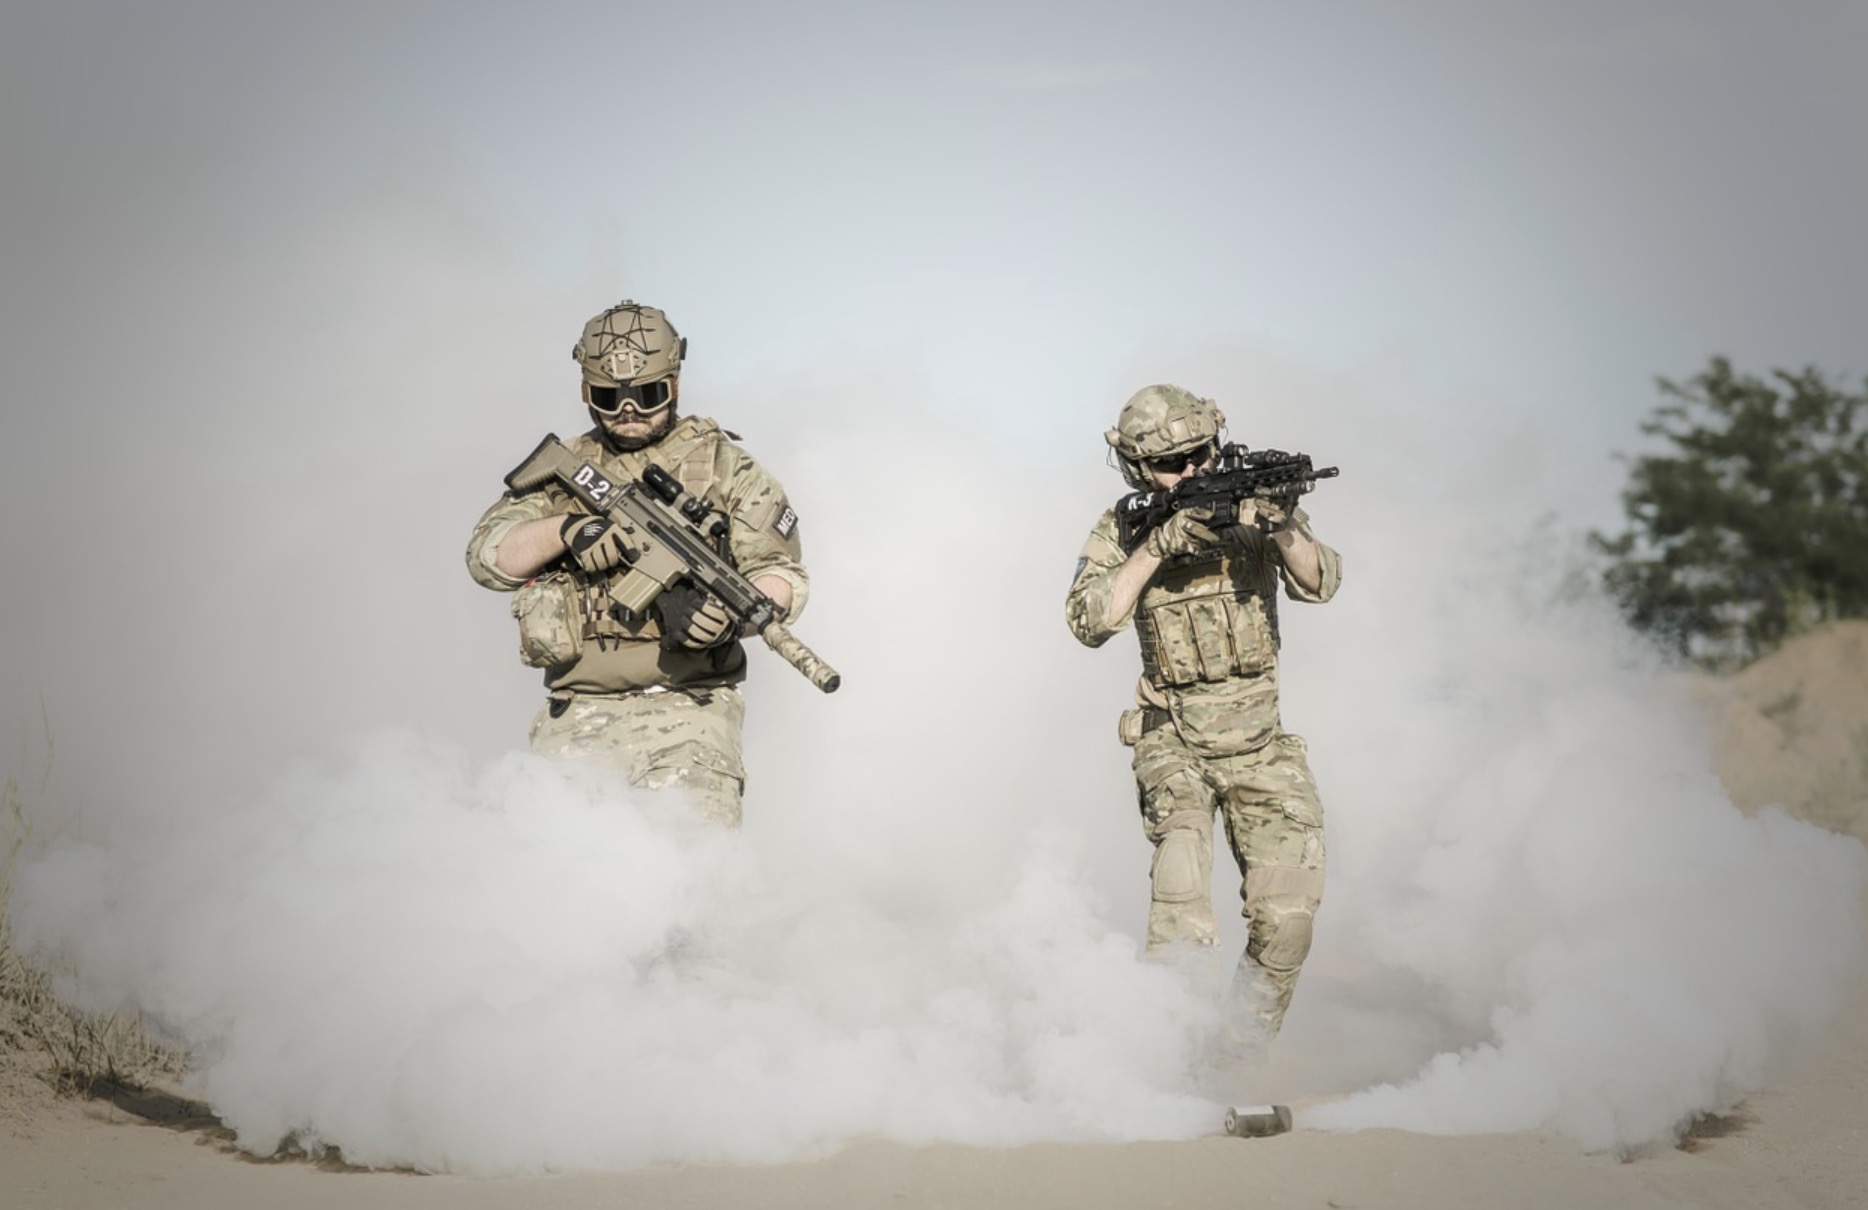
[[560, 514, 635, 575], [658, 583, 739, 651]]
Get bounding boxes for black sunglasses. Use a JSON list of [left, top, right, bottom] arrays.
[[588, 380, 674, 416], [1143, 444, 1215, 475]]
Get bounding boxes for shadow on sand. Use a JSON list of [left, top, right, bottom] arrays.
[[88, 1076, 412, 1175]]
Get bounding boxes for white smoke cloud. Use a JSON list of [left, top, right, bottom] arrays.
[[12, 731, 1220, 1172], [1268, 497, 1868, 1150]]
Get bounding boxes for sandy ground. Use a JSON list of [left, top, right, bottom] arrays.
[[1691, 621, 1868, 844], [4, 977, 1866, 1210], [6, 622, 1868, 1209]]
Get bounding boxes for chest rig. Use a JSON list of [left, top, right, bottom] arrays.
[[571, 420, 727, 650], [1134, 537, 1282, 688]]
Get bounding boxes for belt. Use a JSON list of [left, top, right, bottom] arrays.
[[547, 685, 713, 717]]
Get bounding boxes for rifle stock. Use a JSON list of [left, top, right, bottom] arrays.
[[503, 433, 581, 495]]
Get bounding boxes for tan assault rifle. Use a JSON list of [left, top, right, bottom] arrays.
[[504, 434, 841, 693]]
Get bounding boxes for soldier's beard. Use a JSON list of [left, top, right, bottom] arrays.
[[594, 405, 677, 453]]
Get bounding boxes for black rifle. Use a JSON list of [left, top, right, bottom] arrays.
[[1114, 443, 1340, 551], [503, 434, 841, 693]]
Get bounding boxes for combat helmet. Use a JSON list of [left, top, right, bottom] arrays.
[[1105, 383, 1226, 488], [572, 300, 687, 387]]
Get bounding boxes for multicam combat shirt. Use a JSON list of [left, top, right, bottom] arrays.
[[1066, 506, 1340, 756], [467, 417, 808, 694]]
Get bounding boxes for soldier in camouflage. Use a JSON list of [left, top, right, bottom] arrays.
[[1065, 384, 1342, 1042], [467, 301, 809, 826]]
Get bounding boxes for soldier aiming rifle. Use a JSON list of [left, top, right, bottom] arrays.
[[1066, 383, 1343, 1050]]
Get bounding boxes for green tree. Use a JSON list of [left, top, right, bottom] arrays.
[[1591, 357, 1868, 669]]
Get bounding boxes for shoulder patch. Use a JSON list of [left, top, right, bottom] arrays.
[[1073, 555, 1089, 584], [773, 501, 799, 539]]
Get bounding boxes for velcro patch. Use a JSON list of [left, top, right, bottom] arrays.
[[1073, 556, 1088, 584], [774, 503, 798, 539]]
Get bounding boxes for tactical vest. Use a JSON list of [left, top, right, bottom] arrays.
[[1133, 538, 1281, 689], [562, 419, 738, 681]]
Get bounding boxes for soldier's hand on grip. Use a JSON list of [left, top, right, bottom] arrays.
[[559, 513, 635, 575], [660, 584, 738, 650], [1246, 496, 1295, 533], [1145, 507, 1220, 559]]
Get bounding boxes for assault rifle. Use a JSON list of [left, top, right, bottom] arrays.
[[1114, 443, 1340, 551], [503, 434, 841, 693]]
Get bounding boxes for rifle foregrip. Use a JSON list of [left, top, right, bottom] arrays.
[[759, 622, 841, 693]]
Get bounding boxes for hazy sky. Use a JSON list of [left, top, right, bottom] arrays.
[[5, 0, 1863, 785], [3, 0, 1866, 1171], [6, 1, 1864, 487]]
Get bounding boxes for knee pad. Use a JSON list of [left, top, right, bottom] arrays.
[[1152, 828, 1207, 904], [1246, 898, 1315, 973]]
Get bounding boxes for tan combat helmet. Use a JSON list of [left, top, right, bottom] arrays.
[[1105, 383, 1226, 487], [572, 300, 687, 387]]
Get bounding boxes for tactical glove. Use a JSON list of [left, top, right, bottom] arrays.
[[659, 584, 739, 651], [1249, 497, 1294, 534], [1145, 508, 1220, 559], [559, 514, 635, 576]]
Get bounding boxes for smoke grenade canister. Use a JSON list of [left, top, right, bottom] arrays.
[[1223, 1104, 1294, 1138]]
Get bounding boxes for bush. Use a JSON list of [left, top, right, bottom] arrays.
[[1591, 357, 1868, 669]]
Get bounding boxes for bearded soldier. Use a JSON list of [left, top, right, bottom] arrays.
[[467, 301, 809, 826], [1065, 384, 1341, 1043]]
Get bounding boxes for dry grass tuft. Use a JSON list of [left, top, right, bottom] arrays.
[[2, 775, 188, 1102]]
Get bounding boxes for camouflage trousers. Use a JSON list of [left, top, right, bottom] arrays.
[[528, 686, 748, 827], [1130, 724, 1327, 1040]]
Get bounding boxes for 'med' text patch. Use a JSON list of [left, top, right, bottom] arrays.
[[773, 502, 799, 539]]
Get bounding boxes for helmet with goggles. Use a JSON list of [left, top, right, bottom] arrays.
[[573, 300, 687, 416], [1105, 384, 1226, 487]]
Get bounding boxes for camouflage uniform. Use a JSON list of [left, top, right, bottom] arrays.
[[1066, 502, 1340, 1037], [467, 419, 807, 826]]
